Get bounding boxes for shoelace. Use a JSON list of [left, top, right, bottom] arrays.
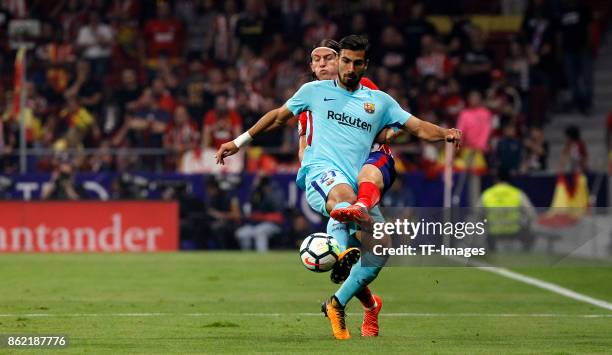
[[334, 307, 347, 329]]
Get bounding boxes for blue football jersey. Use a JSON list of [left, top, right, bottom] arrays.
[[285, 80, 411, 189]]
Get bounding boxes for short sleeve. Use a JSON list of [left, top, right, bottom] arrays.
[[285, 82, 314, 116], [381, 93, 411, 129]]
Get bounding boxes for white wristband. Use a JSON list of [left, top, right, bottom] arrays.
[[233, 131, 253, 148]]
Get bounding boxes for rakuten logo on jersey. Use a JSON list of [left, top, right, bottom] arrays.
[[327, 110, 372, 132], [0, 202, 178, 252]]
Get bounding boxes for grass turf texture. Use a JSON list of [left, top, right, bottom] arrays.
[[1, 252, 611, 354]]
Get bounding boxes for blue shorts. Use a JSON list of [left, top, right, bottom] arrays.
[[363, 151, 396, 196], [306, 168, 355, 217]]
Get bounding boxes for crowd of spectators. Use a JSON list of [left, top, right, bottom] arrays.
[[0, 0, 600, 178], [0, 0, 607, 250], [0, 0, 604, 178]]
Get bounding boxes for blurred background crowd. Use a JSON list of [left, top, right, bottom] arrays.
[[0, 0, 610, 249], [0, 0, 608, 176]]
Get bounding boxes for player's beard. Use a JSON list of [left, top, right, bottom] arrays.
[[339, 72, 361, 90]]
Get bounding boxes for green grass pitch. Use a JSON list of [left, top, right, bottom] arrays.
[[1, 252, 611, 354]]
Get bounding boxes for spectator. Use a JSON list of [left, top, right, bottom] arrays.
[[521, 0, 556, 87], [456, 90, 493, 173], [486, 70, 522, 125], [235, 176, 284, 252], [202, 96, 242, 149], [203, 67, 230, 111], [37, 27, 76, 100], [164, 105, 199, 170], [274, 47, 307, 101], [504, 40, 532, 97], [560, 125, 587, 173], [558, 0, 593, 114], [75, 13, 114, 80], [523, 126, 549, 172], [496, 123, 523, 174], [285, 212, 314, 249], [57, 94, 100, 148], [176, 0, 217, 59], [415, 35, 452, 80], [416, 75, 444, 118], [111, 68, 142, 134], [161, 180, 207, 249], [458, 26, 493, 92], [442, 78, 465, 124], [65, 60, 103, 116], [375, 26, 407, 73], [90, 139, 114, 172], [209, 0, 240, 63], [113, 88, 170, 170], [235, 0, 267, 54], [53, 0, 87, 40], [143, 0, 184, 67], [303, 7, 338, 50], [41, 162, 87, 200], [204, 177, 241, 249], [151, 77, 176, 114], [479, 169, 537, 252], [403, 1, 437, 65], [179, 58, 208, 123]]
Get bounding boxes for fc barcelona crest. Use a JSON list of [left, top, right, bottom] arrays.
[[364, 103, 375, 114]]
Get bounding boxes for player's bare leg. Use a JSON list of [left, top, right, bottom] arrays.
[[326, 183, 360, 284], [330, 164, 383, 226]]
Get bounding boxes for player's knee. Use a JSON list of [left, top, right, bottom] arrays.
[[326, 184, 357, 211], [359, 165, 384, 190]]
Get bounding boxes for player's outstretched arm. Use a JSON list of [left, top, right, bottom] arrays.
[[215, 105, 295, 165], [298, 135, 307, 162], [403, 116, 462, 150]]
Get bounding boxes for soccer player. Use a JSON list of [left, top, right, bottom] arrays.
[[299, 38, 398, 337], [216, 35, 462, 340]]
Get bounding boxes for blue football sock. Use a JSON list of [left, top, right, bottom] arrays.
[[334, 247, 387, 307], [334, 259, 382, 306], [326, 202, 351, 251]]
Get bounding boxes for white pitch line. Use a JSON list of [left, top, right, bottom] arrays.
[[1, 313, 611, 318], [470, 262, 612, 311]]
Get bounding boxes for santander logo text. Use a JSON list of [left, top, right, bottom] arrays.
[[0, 202, 178, 253]]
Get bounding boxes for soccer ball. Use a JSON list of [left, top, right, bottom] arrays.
[[299, 233, 341, 272]]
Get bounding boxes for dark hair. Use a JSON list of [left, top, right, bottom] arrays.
[[565, 125, 580, 141], [497, 168, 510, 182], [339, 35, 370, 60]]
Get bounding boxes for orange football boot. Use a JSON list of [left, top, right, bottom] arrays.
[[321, 296, 350, 340], [361, 294, 383, 337]]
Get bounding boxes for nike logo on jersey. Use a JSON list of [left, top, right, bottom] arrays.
[[323, 97, 336, 101]]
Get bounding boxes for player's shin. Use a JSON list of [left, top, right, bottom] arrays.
[[334, 256, 383, 306], [356, 286, 376, 309], [326, 211, 350, 252]]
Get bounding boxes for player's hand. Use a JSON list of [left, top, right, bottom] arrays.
[[215, 141, 239, 165], [445, 128, 462, 151]]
